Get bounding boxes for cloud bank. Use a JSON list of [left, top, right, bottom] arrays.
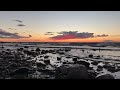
[[49, 31, 108, 40]]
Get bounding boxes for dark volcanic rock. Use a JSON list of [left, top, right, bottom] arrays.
[[44, 56, 49, 59], [63, 62, 67, 64], [44, 59, 50, 65], [67, 65, 89, 79], [91, 61, 99, 65], [72, 57, 77, 62], [103, 64, 116, 73], [97, 65, 103, 71], [88, 70, 97, 79], [55, 64, 89, 79], [36, 47, 40, 52], [76, 61, 90, 69], [36, 62, 46, 68], [96, 74, 114, 79], [57, 57, 61, 61], [89, 54, 93, 58], [10, 67, 32, 76]]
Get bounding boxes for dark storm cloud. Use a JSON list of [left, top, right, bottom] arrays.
[[13, 20, 23, 23], [49, 31, 109, 40], [17, 24, 26, 27], [0, 29, 31, 39], [50, 31, 94, 40]]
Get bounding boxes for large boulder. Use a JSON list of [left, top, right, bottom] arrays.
[[55, 64, 89, 79], [67, 65, 89, 79], [96, 74, 114, 79], [10, 67, 33, 76]]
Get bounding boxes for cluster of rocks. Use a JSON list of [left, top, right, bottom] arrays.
[[0, 47, 118, 79]]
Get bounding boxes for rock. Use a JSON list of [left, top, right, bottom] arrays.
[[66, 56, 71, 58], [55, 64, 89, 79], [30, 49, 34, 52], [97, 66, 103, 71], [24, 46, 29, 48], [103, 63, 116, 73], [67, 65, 89, 79], [44, 59, 50, 65], [72, 57, 77, 62], [96, 74, 114, 79], [63, 62, 67, 64], [88, 70, 97, 79], [89, 54, 93, 58], [91, 61, 99, 65], [57, 57, 61, 61], [36, 62, 46, 68], [44, 56, 49, 59], [10, 67, 32, 76], [76, 60, 90, 69]]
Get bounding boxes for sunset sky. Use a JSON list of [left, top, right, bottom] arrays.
[[0, 11, 120, 42]]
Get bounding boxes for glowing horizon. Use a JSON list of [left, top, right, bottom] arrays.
[[0, 11, 120, 42]]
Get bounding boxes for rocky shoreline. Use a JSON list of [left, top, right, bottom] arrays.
[[0, 46, 120, 79]]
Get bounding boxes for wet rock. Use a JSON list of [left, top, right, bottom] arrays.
[[24, 46, 29, 48], [66, 56, 71, 58], [76, 60, 90, 69], [88, 70, 97, 79], [36, 62, 46, 68], [92, 49, 96, 51], [44, 59, 50, 65], [72, 57, 77, 62], [63, 62, 67, 64], [89, 54, 93, 58], [103, 63, 116, 73], [36, 48, 40, 52], [91, 61, 99, 65], [44, 56, 49, 59], [31, 50, 34, 52], [67, 65, 89, 79], [10, 67, 32, 76], [97, 65, 103, 71], [41, 51, 45, 54], [55, 64, 89, 79], [96, 74, 114, 79], [57, 57, 61, 61]]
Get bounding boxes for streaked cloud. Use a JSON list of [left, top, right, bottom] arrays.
[[17, 24, 26, 27], [13, 20, 23, 23], [0, 29, 32, 39]]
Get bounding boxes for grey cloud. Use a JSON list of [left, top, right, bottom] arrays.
[[50, 31, 94, 40], [17, 24, 26, 27], [13, 20, 23, 23], [50, 31, 108, 40], [44, 33, 54, 35], [46, 32, 54, 34], [96, 34, 108, 37], [0, 29, 31, 39]]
